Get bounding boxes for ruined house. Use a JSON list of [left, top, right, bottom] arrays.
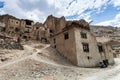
[[0, 22, 5, 32], [0, 14, 35, 41], [112, 46, 120, 58], [0, 14, 51, 42], [44, 15, 115, 67], [0, 14, 22, 37], [0, 33, 23, 50], [96, 37, 115, 64], [107, 40, 120, 58], [91, 25, 120, 58], [44, 15, 66, 36], [108, 27, 120, 40], [21, 19, 34, 40], [0, 14, 10, 29], [6, 17, 21, 37], [32, 22, 49, 42]]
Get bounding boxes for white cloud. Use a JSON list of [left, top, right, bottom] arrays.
[[0, 0, 56, 22], [0, 0, 115, 24], [54, 0, 110, 22], [96, 13, 120, 27], [25, 9, 43, 21], [111, 0, 120, 7], [95, 20, 113, 26]]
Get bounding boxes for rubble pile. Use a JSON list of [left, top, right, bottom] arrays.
[[0, 39, 24, 50]]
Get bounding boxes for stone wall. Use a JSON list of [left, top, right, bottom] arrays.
[[44, 15, 66, 35], [0, 14, 50, 42], [103, 43, 115, 65], [50, 27, 77, 65], [74, 27, 101, 67], [0, 39, 23, 50]]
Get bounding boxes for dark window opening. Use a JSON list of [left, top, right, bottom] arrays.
[[64, 32, 69, 40], [25, 20, 32, 25], [15, 28, 20, 32], [54, 38, 56, 43], [23, 36, 27, 39], [24, 29, 30, 33], [16, 22, 18, 24], [108, 31, 112, 34], [2, 28, 5, 32], [82, 43, 89, 52], [81, 32, 87, 39], [10, 27, 14, 29], [95, 32, 98, 34], [54, 45, 56, 48], [36, 27, 39, 29], [8, 31, 11, 34], [20, 34, 22, 37], [115, 50, 119, 53], [87, 56, 90, 60], [98, 45, 103, 53], [50, 30, 53, 33], [29, 36, 31, 39]]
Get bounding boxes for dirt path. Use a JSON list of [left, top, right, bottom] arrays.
[[0, 44, 78, 70], [0, 44, 50, 69], [0, 44, 120, 80], [0, 55, 32, 68], [82, 59, 120, 80]]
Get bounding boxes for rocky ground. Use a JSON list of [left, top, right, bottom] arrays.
[[0, 41, 119, 80], [0, 39, 23, 50]]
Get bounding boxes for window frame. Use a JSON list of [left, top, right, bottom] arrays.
[[54, 38, 56, 43], [64, 32, 69, 40], [98, 45, 104, 53], [82, 43, 89, 52], [80, 32, 87, 39], [16, 21, 18, 24]]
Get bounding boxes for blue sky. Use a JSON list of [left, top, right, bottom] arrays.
[[85, 4, 119, 24], [0, 0, 120, 27], [0, 1, 4, 8]]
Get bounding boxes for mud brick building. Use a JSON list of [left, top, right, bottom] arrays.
[[44, 15, 115, 67]]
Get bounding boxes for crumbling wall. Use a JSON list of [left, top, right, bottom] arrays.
[[0, 39, 24, 50], [44, 15, 66, 35]]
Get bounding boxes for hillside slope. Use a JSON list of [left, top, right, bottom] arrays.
[[0, 42, 119, 80]]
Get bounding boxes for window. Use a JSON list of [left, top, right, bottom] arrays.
[[64, 32, 69, 40], [10, 27, 14, 29], [2, 28, 5, 32], [50, 30, 53, 33], [98, 45, 103, 53], [87, 56, 90, 59], [23, 36, 27, 39], [36, 27, 39, 29], [54, 45, 56, 48], [20, 34, 22, 37], [82, 43, 89, 52], [115, 50, 119, 53], [11, 20, 13, 22], [25, 20, 32, 25], [81, 32, 87, 39], [29, 36, 31, 39], [16, 22, 18, 24], [15, 28, 20, 32], [54, 38, 56, 43]]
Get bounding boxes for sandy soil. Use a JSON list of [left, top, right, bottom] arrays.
[[0, 42, 119, 80]]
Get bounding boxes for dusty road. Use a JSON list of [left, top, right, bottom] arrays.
[[81, 58, 120, 80], [0, 43, 119, 80]]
